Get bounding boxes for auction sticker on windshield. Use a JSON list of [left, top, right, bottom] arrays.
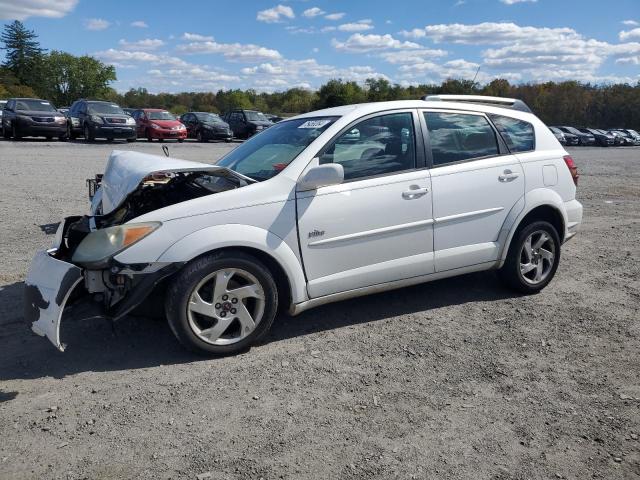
[[298, 120, 332, 129]]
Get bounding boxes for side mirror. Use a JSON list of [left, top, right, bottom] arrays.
[[297, 163, 344, 191]]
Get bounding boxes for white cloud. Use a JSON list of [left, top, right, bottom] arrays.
[[616, 56, 640, 65], [302, 7, 324, 18], [622, 20, 638, 27], [118, 38, 165, 51], [84, 18, 110, 31], [378, 48, 448, 64], [130, 20, 148, 28], [619, 28, 640, 42], [0, 0, 77, 20], [400, 22, 577, 44], [257, 4, 294, 23], [94, 49, 189, 68], [182, 32, 214, 41], [239, 58, 388, 91], [395, 21, 640, 84], [177, 39, 282, 62], [500, 0, 537, 4], [338, 20, 373, 32], [333, 33, 422, 53], [325, 12, 345, 21]]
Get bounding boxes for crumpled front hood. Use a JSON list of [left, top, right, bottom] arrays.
[[95, 150, 252, 215]]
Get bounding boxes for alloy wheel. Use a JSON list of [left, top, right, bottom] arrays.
[[519, 230, 555, 285], [187, 268, 265, 345]]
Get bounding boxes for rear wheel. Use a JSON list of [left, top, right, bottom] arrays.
[[2, 124, 10, 139], [146, 129, 153, 142], [166, 251, 278, 355], [12, 123, 21, 140], [196, 129, 205, 142], [498, 220, 560, 294]]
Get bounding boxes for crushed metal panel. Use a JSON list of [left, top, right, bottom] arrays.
[[24, 250, 82, 352]]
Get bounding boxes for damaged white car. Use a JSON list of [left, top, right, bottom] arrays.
[[25, 96, 582, 355]]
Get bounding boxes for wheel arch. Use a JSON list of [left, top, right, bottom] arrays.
[[149, 224, 308, 307], [497, 189, 567, 267]]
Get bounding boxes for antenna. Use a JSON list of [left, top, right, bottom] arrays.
[[162, 145, 169, 157], [470, 66, 481, 92]]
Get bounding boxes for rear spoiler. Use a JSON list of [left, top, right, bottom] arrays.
[[422, 95, 532, 113]]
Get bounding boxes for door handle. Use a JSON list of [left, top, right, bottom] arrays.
[[402, 185, 429, 199], [498, 169, 519, 182]]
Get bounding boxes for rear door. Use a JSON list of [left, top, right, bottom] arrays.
[[421, 110, 525, 272], [297, 110, 435, 298]]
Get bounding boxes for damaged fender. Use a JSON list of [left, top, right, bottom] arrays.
[[24, 250, 82, 352]]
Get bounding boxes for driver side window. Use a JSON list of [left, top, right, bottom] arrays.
[[320, 112, 416, 181]]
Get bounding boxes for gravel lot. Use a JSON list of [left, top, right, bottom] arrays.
[[0, 139, 638, 480]]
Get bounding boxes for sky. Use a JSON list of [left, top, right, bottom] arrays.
[[1, 0, 639, 93]]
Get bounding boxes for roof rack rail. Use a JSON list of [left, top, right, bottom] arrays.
[[422, 94, 532, 113]]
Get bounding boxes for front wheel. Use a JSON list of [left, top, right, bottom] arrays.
[[498, 220, 560, 294], [2, 124, 10, 139], [84, 124, 94, 142], [166, 251, 278, 355]]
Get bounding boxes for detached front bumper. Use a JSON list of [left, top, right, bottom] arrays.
[[24, 249, 82, 351]]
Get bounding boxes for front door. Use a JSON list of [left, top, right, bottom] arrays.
[[421, 110, 525, 272], [297, 110, 435, 298]]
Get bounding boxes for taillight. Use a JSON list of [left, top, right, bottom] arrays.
[[563, 155, 579, 186]]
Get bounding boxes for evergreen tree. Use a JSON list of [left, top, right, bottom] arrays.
[[1, 20, 44, 86]]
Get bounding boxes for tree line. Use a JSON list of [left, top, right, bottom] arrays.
[[2, 20, 639, 130]]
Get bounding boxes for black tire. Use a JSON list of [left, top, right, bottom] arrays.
[[2, 125, 10, 139], [126, 138, 136, 143], [146, 129, 153, 142], [498, 220, 561, 294], [166, 251, 278, 355], [67, 124, 77, 140], [177, 138, 184, 143], [196, 129, 205, 142], [12, 123, 21, 140], [84, 124, 94, 142], [46, 136, 52, 140]]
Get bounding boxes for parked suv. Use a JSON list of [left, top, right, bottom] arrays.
[[179, 112, 232, 142], [133, 109, 187, 142], [2, 98, 67, 140], [222, 109, 272, 138], [25, 95, 582, 356], [67, 100, 136, 142]]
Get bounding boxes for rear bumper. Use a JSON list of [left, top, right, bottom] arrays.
[[564, 199, 583, 242]]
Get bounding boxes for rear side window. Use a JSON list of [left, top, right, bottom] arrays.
[[489, 114, 535, 152], [424, 112, 499, 166]]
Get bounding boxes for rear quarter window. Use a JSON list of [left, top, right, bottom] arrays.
[[489, 114, 535, 152]]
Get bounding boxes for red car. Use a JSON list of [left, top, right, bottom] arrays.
[[132, 108, 187, 142]]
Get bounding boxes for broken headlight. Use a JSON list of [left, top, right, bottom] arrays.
[[71, 222, 161, 267]]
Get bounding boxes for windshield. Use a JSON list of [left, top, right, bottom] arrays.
[[195, 113, 222, 123], [245, 111, 268, 122], [217, 117, 337, 181], [148, 111, 175, 120], [15, 99, 57, 112], [88, 103, 125, 115]]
